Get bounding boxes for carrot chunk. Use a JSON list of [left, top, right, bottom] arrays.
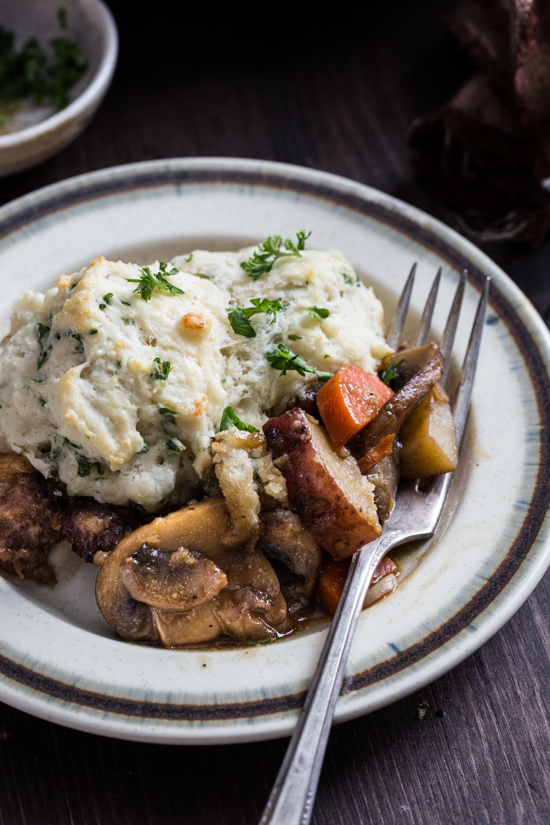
[[317, 366, 393, 448], [357, 433, 395, 473], [317, 552, 398, 616]]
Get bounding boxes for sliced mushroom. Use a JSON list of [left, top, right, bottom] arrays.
[[258, 509, 323, 597], [363, 452, 400, 523], [95, 498, 232, 641], [120, 544, 228, 611], [95, 497, 291, 645], [352, 343, 445, 470]]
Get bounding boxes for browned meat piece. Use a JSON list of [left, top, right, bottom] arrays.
[[62, 499, 142, 562], [0, 453, 63, 584]]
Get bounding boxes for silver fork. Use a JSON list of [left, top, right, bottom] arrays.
[[259, 265, 490, 825]]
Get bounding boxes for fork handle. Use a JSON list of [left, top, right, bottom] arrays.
[[259, 533, 392, 825]]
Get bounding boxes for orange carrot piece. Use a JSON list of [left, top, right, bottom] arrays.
[[317, 552, 398, 616], [317, 366, 393, 448], [357, 433, 395, 473]]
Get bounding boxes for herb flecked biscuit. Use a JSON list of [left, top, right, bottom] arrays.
[[0, 242, 390, 509]]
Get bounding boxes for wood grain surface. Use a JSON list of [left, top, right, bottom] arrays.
[[1, 1, 550, 823]]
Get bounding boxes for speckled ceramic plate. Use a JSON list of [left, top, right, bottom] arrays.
[[0, 158, 549, 744]]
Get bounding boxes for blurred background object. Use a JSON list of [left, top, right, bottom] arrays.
[[0, 0, 117, 177], [409, 0, 550, 246]]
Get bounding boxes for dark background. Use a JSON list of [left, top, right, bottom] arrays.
[[1, 1, 550, 823]]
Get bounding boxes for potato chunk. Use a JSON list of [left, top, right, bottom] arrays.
[[263, 409, 381, 560], [399, 384, 458, 479]]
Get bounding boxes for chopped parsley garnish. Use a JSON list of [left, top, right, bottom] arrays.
[[342, 269, 360, 287], [0, 14, 87, 115], [185, 253, 193, 262], [151, 357, 172, 381], [159, 406, 179, 434], [37, 323, 50, 343], [240, 231, 311, 280], [99, 292, 113, 310], [380, 359, 403, 386], [165, 440, 182, 453], [138, 444, 148, 454], [307, 306, 329, 323], [36, 323, 51, 370], [39, 397, 46, 407], [127, 262, 184, 301], [266, 344, 333, 380], [227, 298, 285, 338], [120, 300, 131, 306], [288, 334, 302, 341], [219, 406, 259, 433], [76, 454, 104, 478], [71, 332, 84, 353], [88, 328, 99, 335]]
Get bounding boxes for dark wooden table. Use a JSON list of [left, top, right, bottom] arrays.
[[1, 2, 550, 823]]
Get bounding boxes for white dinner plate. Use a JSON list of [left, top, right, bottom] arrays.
[[0, 158, 549, 744]]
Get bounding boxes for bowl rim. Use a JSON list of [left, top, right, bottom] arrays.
[[0, 0, 118, 148]]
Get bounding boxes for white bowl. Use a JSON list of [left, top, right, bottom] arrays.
[[0, 158, 549, 744], [0, 0, 118, 177]]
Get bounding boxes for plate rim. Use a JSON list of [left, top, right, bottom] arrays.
[[0, 156, 549, 744]]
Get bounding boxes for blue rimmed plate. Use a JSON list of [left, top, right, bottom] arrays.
[[0, 158, 548, 744]]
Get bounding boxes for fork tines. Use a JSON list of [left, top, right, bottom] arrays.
[[388, 265, 490, 448]]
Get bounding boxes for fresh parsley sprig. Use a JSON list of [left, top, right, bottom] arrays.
[[227, 297, 286, 338], [127, 262, 184, 301], [266, 344, 333, 380], [307, 306, 330, 323], [219, 406, 259, 432], [380, 359, 403, 386], [151, 358, 172, 381], [241, 231, 311, 280]]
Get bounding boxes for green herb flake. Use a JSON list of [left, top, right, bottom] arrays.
[[151, 357, 172, 381], [185, 253, 193, 262], [159, 406, 179, 435], [138, 444, 148, 454], [76, 454, 104, 478], [0, 17, 86, 114], [227, 297, 285, 338], [288, 334, 302, 341], [127, 262, 184, 301], [36, 323, 50, 343], [219, 406, 259, 433], [71, 332, 84, 353], [240, 231, 311, 280], [307, 306, 330, 323], [165, 440, 182, 453], [36, 323, 51, 370], [39, 397, 46, 407], [120, 300, 131, 306], [266, 344, 333, 381], [342, 269, 360, 287], [380, 359, 403, 386]]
